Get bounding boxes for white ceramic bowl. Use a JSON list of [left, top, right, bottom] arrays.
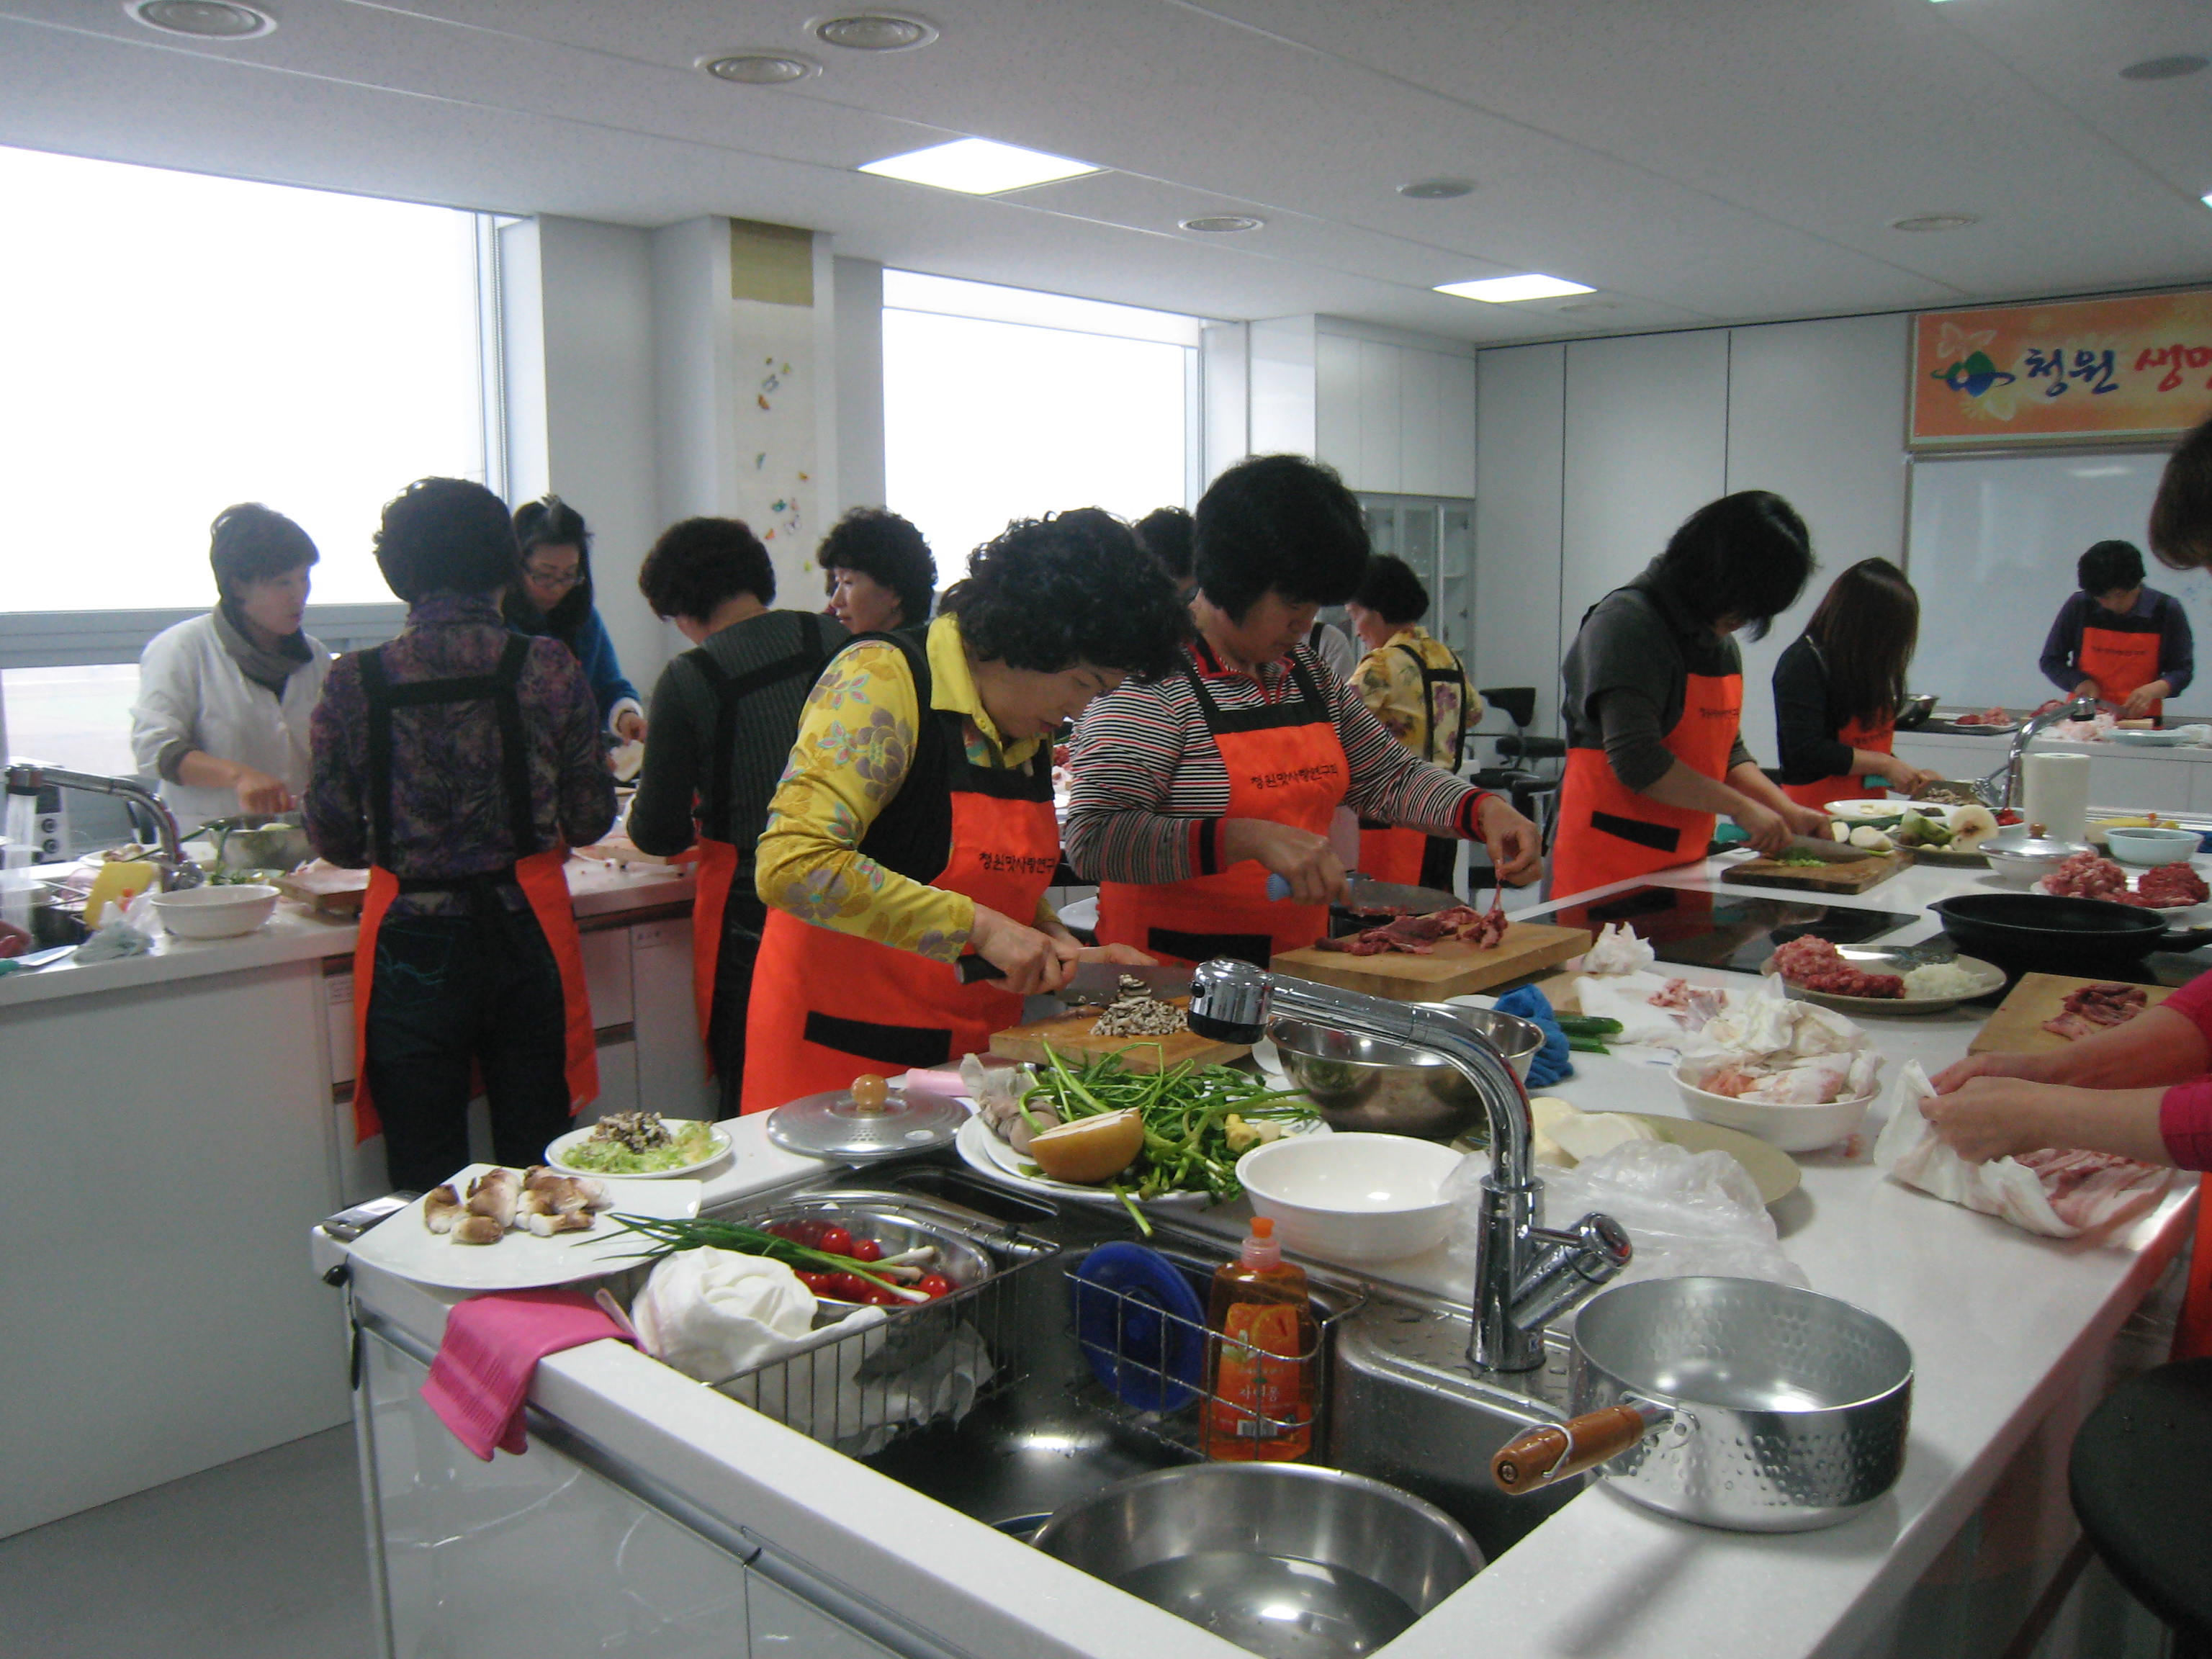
[[150, 883, 280, 939], [1236, 1132, 1468, 1265], [1980, 834, 2085, 888], [1671, 1062, 1874, 1153], [2105, 827, 2200, 867]]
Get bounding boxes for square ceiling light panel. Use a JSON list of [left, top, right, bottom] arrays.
[[860, 138, 1102, 195], [1434, 274, 1596, 303]]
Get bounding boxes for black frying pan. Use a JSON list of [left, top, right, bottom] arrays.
[[1930, 893, 2212, 976]]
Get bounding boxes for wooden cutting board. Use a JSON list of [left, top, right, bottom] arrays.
[[1722, 851, 1912, 894], [1270, 921, 1593, 1002], [989, 999, 1249, 1073], [274, 864, 370, 914], [1968, 972, 2173, 1057]]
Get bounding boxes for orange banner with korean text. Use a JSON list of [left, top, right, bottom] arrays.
[[1912, 292, 2212, 448]]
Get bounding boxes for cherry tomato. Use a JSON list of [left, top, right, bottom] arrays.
[[847, 1237, 883, 1263], [916, 1273, 953, 1300], [816, 1226, 854, 1258], [860, 1285, 902, 1306], [830, 1272, 873, 1302], [796, 1271, 832, 1295]]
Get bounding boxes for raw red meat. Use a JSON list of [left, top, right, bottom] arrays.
[[1768, 935, 1904, 999], [1649, 978, 1692, 1010], [1318, 891, 1509, 956], [1951, 707, 2013, 727], [2039, 851, 2136, 902], [2136, 863, 2209, 907], [2041, 982, 2147, 1041], [2015, 1146, 2170, 1231]]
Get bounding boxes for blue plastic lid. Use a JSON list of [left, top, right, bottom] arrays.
[[1070, 1242, 1207, 1413]]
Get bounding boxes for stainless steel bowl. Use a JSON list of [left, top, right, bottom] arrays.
[[1269, 1005, 1541, 1143], [1981, 831, 2086, 888], [1031, 1462, 1483, 1659]]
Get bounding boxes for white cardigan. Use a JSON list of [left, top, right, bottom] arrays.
[[130, 613, 332, 830]]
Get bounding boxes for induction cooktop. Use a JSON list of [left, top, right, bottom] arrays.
[[1548, 885, 1921, 976]]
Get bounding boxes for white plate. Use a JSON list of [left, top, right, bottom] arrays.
[[954, 1112, 1326, 1208], [1763, 950, 2006, 1014], [2108, 728, 2195, 747], [2033, 871, 2211, 914], [344, 1164, 701, 1291], [1827, 799, 1907, 823], [544, 1121, 732, 1179]]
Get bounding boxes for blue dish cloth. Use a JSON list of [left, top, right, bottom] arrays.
[[1493, 985, 1573, 1087]]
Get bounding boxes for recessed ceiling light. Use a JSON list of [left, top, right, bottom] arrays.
[[813, 12, 938, 51], [2121, 53, 2208, 81], [125, 0, 273, 37], [860, 138, 1100, 194], [1180, 215, 1264, 233], [701, 52, 821, 84], [1398, 178, 1476, 200], [1434, 274, 1595, 303], [1890, 212, 1980, 232]]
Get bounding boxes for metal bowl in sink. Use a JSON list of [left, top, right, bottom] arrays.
[[1031, 1461, 1482, 1659], [1269, 1006, 1539, 1143]]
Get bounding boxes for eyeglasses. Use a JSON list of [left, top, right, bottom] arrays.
[[524, 565, 583, 590]]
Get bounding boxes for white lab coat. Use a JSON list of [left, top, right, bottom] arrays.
[[130, 613, 331, 830]]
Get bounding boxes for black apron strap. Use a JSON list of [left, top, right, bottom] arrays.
[[1184, 651, 1333, 737], [359, 645, 396, 866], [1394, 641, 1470, 770], [359, 633, 539, 867]]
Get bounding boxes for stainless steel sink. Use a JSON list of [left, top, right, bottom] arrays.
[[718, 1162, 1584, 1565]]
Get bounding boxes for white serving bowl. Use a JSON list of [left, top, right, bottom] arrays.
[[2105, 827, 2200, 867], [1671, 1061, 1874, 1154], [1236, 1132, 1468, 1265], [150, 883, 280, 939], [1980, 832, 2085, 889]]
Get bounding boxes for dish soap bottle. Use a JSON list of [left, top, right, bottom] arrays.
[[1201, 1216, 1316, 1462]]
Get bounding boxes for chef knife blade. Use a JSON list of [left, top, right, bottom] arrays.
[[1785, 835, 1876, 863], [954, 957, 1197, 1002], [1266, 871, 1465, 913]]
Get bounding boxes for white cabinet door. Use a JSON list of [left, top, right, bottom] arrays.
[[1314, 330, 1362, 485], [1357, 339, 1403, 494], [747, 1573, 904, 1659], [1437, 351, 1477, 498], [633, 916, 718, 1118], [1398, 346, 1443, 497], [583, 922, 635, 1025]]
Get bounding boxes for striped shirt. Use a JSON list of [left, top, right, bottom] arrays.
[[1063, 639, 1489, 886]]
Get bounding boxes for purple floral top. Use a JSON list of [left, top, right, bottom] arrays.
[[306, 594, 614, 912]]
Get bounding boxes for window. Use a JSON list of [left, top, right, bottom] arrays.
[[881, 271, 1198, 585]]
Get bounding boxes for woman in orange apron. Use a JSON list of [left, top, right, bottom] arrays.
[[2038, 539, 2195, 721], [627, 517, 845, 1112], [1069, 456, 1540, 966], [303, 477, 616, 1193], [1552, 491, 1831, 901], [1773, 559, 1940, 811], [742, 512, 1191, 1113], [1345, 554, 1475, 893]]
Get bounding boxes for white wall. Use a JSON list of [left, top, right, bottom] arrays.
[[1474, 343, 1566, 732], [833, 255, 886, 515]]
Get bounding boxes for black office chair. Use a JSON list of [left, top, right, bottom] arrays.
[[1471, 686, 1566, 849], [2069, 1357, 2212, 1656]]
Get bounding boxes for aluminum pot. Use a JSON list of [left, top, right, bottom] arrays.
[[1031, 1462, 1482, 1659], [1269, 1005, 1541, 1143], [1491, 1276, 1912, 1532]]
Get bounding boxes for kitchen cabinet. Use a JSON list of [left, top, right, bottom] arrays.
[[1359, 494, 1476, 663], [748, 1575, 905, 1659], [1241, 315, 1475, 498], [631, 915, 716, 1118]]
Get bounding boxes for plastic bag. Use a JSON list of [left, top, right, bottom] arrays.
[[1446, 1138, 1808, 1292], [72, 888, 159, 963]]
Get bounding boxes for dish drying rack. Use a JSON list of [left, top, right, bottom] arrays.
[[1064, 1252, 1367, 1460], [707, 1223, 1058, 1453]]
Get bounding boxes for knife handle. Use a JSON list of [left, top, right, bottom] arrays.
[[1266, 873, 1291, 902], [957, 955, 1005, 984]]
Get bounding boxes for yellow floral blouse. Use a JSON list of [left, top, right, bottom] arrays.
[[754, 614, 1058, 961], [1351, 626, 1480, 767]]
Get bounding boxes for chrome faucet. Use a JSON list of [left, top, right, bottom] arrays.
[[1982, 695, 2098, 811], [3, 762, 204, 890], [1187, 960, 1631, 1372]]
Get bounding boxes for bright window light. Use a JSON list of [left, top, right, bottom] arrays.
[[1434, 273, 1596, 303], [860, 137, 1101, 194], [2201, 192, 2212, 210]]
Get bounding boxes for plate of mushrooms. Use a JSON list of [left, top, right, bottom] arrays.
[[344, 1162, 702, 1291]]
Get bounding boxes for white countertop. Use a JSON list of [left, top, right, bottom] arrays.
[[0, 855, 694, 1010], [325, 849, 2205, 1659]]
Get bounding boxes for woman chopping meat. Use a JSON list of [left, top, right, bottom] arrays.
[[741, 512, 1189, 1113], [1552, 490, 1830, 899], [1771, 558, 1941, 810], [2037, 539, 2193, 720], [1064, 454, 1541, 968]]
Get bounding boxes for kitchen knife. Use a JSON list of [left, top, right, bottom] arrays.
[[955, 957, 1197, 1002], [1785, 835, 1876, 863], [1265, 871, 1465, 913]]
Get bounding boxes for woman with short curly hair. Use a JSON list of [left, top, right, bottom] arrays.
[[817, 506, 937, 637], [742, 510, 1190, 1111]]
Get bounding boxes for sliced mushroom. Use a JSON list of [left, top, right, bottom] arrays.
[[422, 1184, 463, 1234]]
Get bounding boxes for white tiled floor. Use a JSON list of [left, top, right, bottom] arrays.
[[0, 1426, 375, 1659]]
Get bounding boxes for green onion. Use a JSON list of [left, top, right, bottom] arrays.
[[598, 1215, 928, 1302]]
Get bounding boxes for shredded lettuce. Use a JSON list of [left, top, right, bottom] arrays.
[[560, 1119, 719, 1173]]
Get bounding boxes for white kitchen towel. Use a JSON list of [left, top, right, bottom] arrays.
[[631, 1248, 878, 1382]]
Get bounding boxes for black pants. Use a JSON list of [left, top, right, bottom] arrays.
[[708, 891, 768, 1118], [364, 901, 572, 1193]]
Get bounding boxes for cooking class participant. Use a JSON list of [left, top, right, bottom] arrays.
[[1344, 553, 1479, 891], [504, 495, 647, 743], [1066, 454, 1542, 968], [742, 511, 1189, 1113], [130, 503, 331, 828], [1552, 490, 1829, 899], [626, 517, 845, 1112], [1135, 504, 1197, 601], [306, 478, 616, 1192], [2038, 538, 2194, 720], [1772, 557, 1942, 809], [819, 505, 937, 640]]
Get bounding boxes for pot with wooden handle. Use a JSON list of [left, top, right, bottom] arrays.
[[1489, 1277, 1913, 1532]]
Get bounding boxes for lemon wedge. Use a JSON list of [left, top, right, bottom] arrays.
[[1028, 1108, 1146, 1184]]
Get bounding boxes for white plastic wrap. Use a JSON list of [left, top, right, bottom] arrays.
[[71, 888, 159, 963], [1572, 972, 1689, 1046], [1581, 922, 1656, 976], [1445, 1140, 1808, 1292], [1678, 986, 1882, 1105]]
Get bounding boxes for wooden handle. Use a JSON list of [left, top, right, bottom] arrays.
[[1491, 1405, 1655, 1493]]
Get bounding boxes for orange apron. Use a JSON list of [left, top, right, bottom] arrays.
[[681, 624, 830, 1074], [2174, 1177, 2212, 1361], [1097, 653, 1349, 966], [2080, 620, 2164, 719], [1781, 711, 1896, 811], [739, 636, 1061, 1113], [348, 636, 595, 1144], [1552, 670, 1742, 901], [1358, 639, 1470, 891]]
